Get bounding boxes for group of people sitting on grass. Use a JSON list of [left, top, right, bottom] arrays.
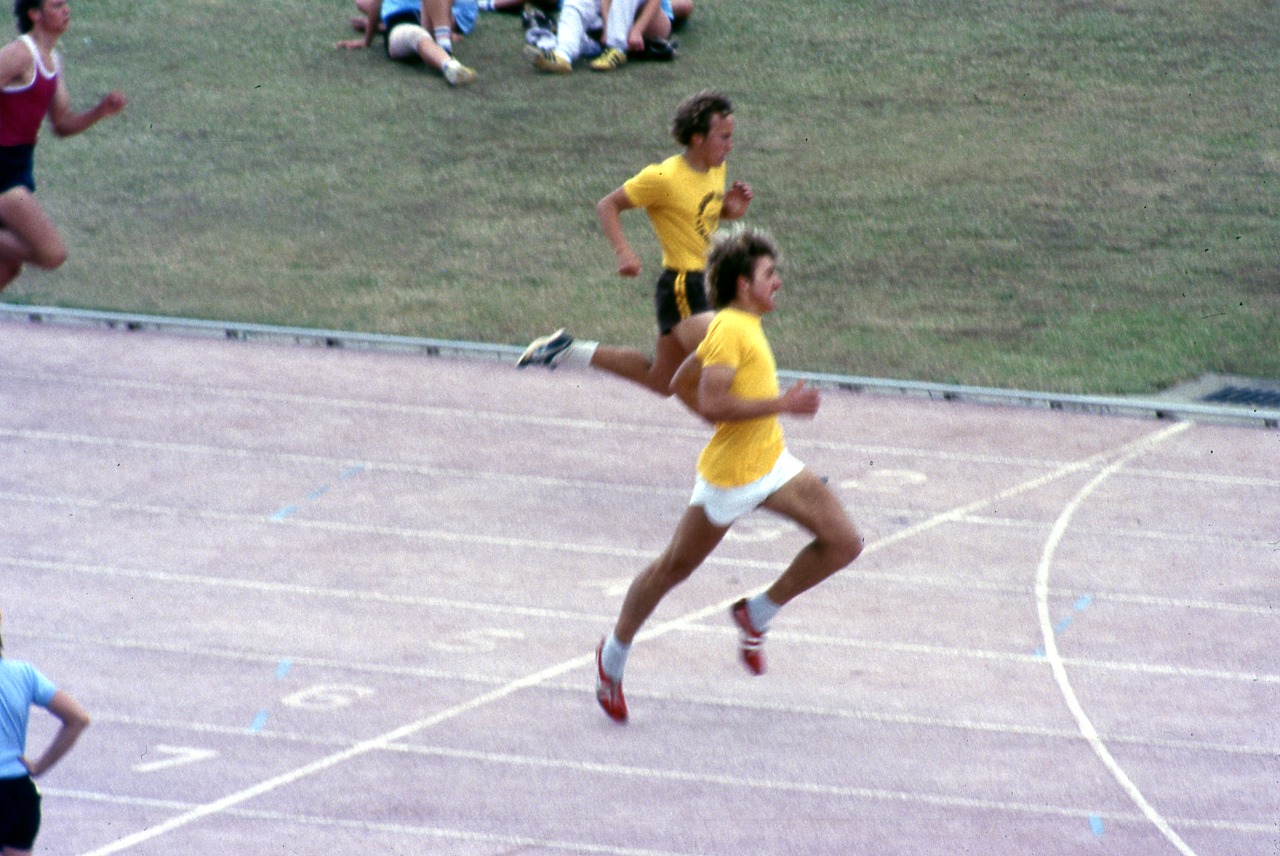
[[337, 0, 694, 86]]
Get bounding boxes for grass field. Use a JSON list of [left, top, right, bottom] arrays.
[[3, 0, 1277, 394]]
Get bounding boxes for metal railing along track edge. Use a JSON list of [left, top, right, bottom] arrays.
[[4, 303, 1276, 430]]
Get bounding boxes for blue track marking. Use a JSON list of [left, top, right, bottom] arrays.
[[1032, 592, 1095, 658], [249, 662, 294, 732], [249, 710, 270, 733], [269, 464, 367, 521]]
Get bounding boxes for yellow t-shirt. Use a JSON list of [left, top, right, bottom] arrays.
[[695, 308, 785, 487], [623, 154, 726, 272]]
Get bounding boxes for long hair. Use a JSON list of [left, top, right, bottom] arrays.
[[705, 226, 781, 309]]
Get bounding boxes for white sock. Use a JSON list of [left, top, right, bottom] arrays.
[[746, 593, 781, 631], [477, 0, 497, 9], [563, 339, 598, 370], [434, 27, 453, 53], [600, 633, 630, 680]]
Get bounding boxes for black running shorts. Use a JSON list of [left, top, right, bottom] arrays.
[[0, 145, 35, 194], [0, 775, 41, 851], [653, 269, 710, 335]]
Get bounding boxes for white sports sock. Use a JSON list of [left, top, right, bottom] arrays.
[[746, 593, 781, 631], [600, 633, 630, 680], [562, 339, 598, 370], [434, 27, 453, 53]]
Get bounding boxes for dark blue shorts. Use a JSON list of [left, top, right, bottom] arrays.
[[0, 775, 41, 851], [0, 144, 35, 194]]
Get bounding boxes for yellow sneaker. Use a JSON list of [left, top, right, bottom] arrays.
[[524, 45, 572, 74], [589, 47, 627, 72]]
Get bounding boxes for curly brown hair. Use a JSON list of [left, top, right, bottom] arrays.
[[670, 89, 734, 147], [706, 226, 781, 309]]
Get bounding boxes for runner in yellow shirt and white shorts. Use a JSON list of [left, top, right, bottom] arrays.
[[592, 226, 865, 722]]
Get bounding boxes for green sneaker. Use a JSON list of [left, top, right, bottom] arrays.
[[524, 45, 572, 74], [589, 47, 627, 72]]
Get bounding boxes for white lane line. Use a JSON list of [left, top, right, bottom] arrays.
[[40, 783, 1280, 839], [85, 687, 1280, 760], [52, 788, 697, 856], [0, 427, 687, 497], [379, 744, 1280, 835], [10, 535, 1278, 623], [4, 557, 604, 623], [0, 373, 706, 439], [1034, 421, 1198, 856], [28, 611, 1280, 688], [8, 424, 1279, 493]]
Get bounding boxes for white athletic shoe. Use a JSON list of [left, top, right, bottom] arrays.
[[444, 61, 477, 86], [517, 328, 575, 368]]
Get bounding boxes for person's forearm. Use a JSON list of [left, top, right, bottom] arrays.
[[632, 0, 662, 37], [27, 691, 90, 777], [597, 198, 629, 256], [28, 719, 88, 777], [52, 109, 100, 137]]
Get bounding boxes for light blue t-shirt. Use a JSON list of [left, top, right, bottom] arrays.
[[0, 659, 56, 778], [380, 0, 477, 34]]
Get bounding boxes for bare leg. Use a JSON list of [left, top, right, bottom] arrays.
[[589, 311, 712, 399], [759, 470, 862, 605], [601, 0, 672, 51], [0, 188, 68, 290], [613, 505, 728, 644], [421, 0, 455, 38], [0, 259, 22, 290], [411, 32, 452, 69]]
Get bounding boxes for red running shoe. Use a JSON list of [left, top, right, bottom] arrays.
[[595, 638, 628, 722], [730, 599, 767, 676]]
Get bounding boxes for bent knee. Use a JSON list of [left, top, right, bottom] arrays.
[[32, 243, 67, 270], [827, 528, 863, 568]]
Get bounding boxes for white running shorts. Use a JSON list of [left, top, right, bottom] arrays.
[[690, 449, 805, 527], [387, 23, 429, 59]]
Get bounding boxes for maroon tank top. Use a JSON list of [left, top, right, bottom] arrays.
[[0, 36, 58, 147]]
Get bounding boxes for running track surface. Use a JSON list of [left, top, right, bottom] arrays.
[[2, 318, 1277, 856]]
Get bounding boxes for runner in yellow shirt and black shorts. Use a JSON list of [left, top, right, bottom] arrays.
[[518, 89, 753, 413], [591, 226, 865, 722]]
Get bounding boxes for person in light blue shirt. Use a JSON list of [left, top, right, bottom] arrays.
[[337, 0, 479, 87], [0, 609, 89, 855]]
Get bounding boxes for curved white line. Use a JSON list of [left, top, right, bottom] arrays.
[[1035, 422, 1196, 855]]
